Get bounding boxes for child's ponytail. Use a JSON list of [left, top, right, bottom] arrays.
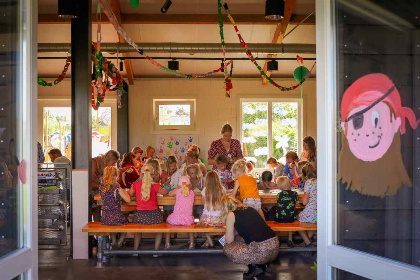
[[141, 169, 152, 201], [102, 166, 117, 193], [179, 176, 191, 197], [181, 182, 189, 197]]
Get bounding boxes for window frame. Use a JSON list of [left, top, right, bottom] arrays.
[[239, 98, 303, 169], [152, 99, 196, 134]]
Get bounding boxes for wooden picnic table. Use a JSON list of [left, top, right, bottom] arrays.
[[94, 189, 304, 210]]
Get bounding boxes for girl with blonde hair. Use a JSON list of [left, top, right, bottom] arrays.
[[91, 149, 120, 221], [199, 171, 226, 248], [231, 159, 262, 214], [100, 166, 131, 248], [183, 163, 203, 191], [129, 163, 168, 253], [220, 195, 278, 279], [165, 176, 195, 249], [145, 158, 162, 183]]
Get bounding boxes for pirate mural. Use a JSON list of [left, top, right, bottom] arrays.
[[337, 73, 419, 261], [338, 73, 419, 197]]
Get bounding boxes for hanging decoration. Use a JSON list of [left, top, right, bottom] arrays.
[[37, 56, 71, 87], [130, 0, 139, 9], [223, 3, 316, 91], [218, 0, 232, 98], [293, 66, 309, 101], [97, 0, 232, 79], [91, 45, 126, 110], [296, 55, 304, 64]]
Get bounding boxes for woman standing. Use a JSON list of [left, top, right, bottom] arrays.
[[208, 124, 243, 189], [300, 136, 317, 167], [91, 150, 120, 221], [221, 196, 279, 279]]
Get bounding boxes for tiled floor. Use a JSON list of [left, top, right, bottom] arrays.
[[39, 247, 316, 280]]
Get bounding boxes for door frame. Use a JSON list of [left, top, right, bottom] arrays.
[[316, 0, 420, 279], [0, 0, 38, 279]]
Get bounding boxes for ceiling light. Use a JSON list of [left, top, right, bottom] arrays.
[[161, 0, 172, 13], [168, 60, 179, 71], [58, 0, 78, 18], [265, 0, 285, 21], [267, 59, 278, 72]]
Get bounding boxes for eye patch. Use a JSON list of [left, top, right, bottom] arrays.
[[345, 86, 395, 130], [352, 114, 364, 130]]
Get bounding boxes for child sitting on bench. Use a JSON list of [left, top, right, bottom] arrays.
[[129, 163, 168, 255], [166, 176, 196, 249], [100, 166, 131, 249], [274, 176, 299, 247]]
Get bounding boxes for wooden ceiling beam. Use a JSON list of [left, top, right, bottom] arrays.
[[109, 0, 134, 85], [38, 13, 315, 25], [262, 0, 297, 85]]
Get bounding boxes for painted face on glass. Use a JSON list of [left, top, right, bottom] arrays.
[[342, 93, 401, 162]]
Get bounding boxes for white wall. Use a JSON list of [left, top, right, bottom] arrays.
[[128, 78, 317, 166], [37, 78, 316, 166]]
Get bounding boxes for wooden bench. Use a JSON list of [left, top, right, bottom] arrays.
[[83, 221, 317, 267]]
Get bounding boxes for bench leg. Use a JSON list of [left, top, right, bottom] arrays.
[[103, 236, 110, 262], [96, 236, 103, 268]]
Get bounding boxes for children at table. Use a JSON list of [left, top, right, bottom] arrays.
[[246, 160, 259, 180], [118, 152, 140, 189], [297, 163, 317, 247], [131, 147, 143, 169], [267, 157, 285, 181], [142, 146, 156, 162], [129, 163, 168, 254], [290, 160, 308, 191], [200, 171, 226, 248], [183, 163, 204, 192], [231, 159, 262, 216], [258, 171, 278, 191], [145, 158, 161, 184], [283, 152, 299, 180], [275, 176, 299, 247], [214, 154, 234, 190], [100, 166, 131, 248], [166, 176, 196, 249], [161, 156, 178, 192]]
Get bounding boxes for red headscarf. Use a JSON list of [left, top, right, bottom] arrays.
[[341, 73, 419, 134]]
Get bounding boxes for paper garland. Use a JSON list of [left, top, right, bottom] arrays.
[[223, 3, 316, 91], [37, 56, 71, 87], [92, 45, 126, 110], [97, 0, 233, 79], [218, 0, 232, 98]]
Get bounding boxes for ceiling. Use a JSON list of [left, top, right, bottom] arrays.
[[38, 0, 316, 80]]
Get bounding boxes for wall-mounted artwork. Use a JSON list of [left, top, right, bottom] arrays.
[[155, 135, 198, 163], [338, 73, 419, 197]]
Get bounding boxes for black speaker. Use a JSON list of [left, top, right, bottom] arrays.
[[265, 0, 285, 20]]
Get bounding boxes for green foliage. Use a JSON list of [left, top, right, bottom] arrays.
[[311, 261, 317, 272], [242, 102, 298, 168]]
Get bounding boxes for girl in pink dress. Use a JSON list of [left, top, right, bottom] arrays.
[[166, 176, 195, 249]]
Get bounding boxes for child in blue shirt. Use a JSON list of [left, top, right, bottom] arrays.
[[283, 151, 299, 180]]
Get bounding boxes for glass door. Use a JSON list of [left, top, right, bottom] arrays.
[[0, 0, 38, 279], [317, 0, 420, 279]]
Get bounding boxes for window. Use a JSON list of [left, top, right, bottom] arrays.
[[153, 99, 196, 132], [240, 100, 301, 168], [43, 107, 112, 159]]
